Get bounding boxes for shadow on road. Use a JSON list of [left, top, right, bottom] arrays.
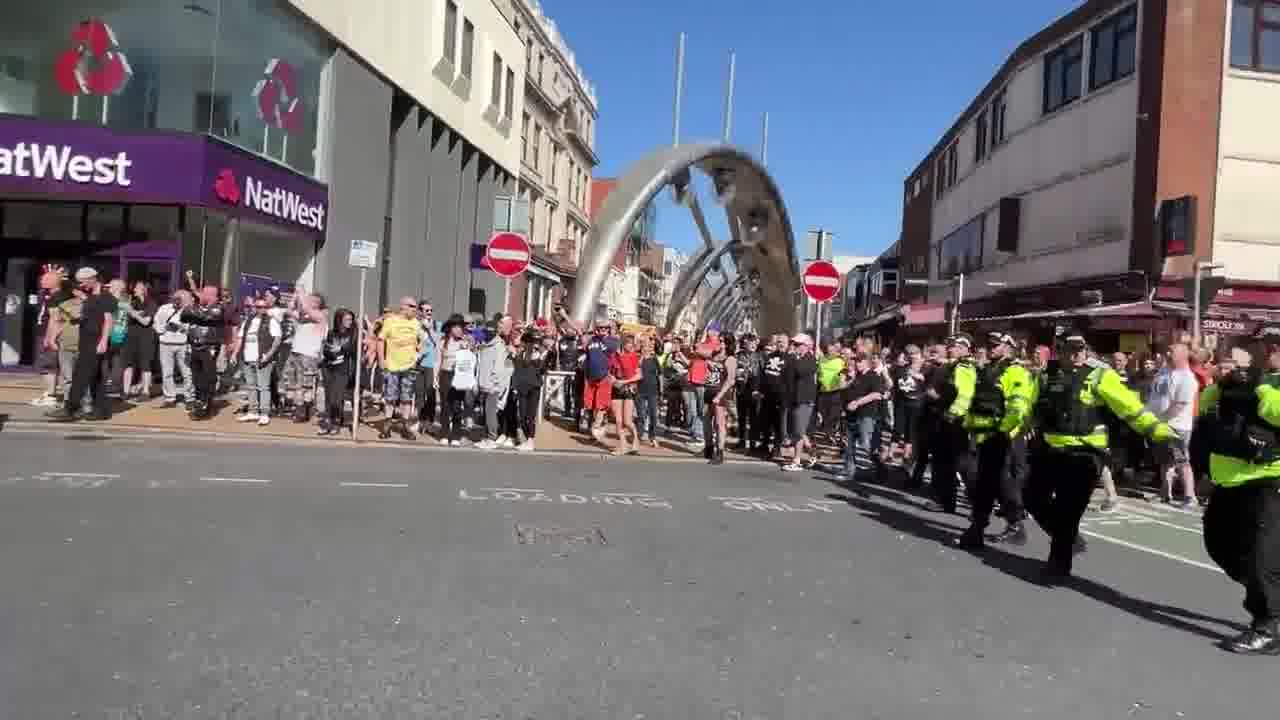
[[0, 413, 7, 432], [821, 472, 1244, 644]]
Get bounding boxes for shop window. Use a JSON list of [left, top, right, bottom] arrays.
[[1043, 35, 1084, 113], [0, 1, 332, 177], [1233, 0, 1280, 72], [937, 214, 984, 279]]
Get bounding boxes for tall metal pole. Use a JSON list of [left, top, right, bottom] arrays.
[[722, 50, 736, 143], [950, 272, 965, 336], [672, 32, 685, 147], [1192, 265, 1203, 349], [352, 268, 367, 440], [760, 112, 769, 166]]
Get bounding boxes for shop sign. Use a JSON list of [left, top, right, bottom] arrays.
[[1201, 318, 1257, 336], [0, 115, 328, 238]]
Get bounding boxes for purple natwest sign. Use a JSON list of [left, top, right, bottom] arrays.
[[0, 114, 328, 238]]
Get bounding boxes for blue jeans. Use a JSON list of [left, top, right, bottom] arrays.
[[635, 393, 660, 440], [844, 415, 877, 477], [683, 386, 705, 441]]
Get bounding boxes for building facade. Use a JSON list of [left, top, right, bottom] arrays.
[[1, 0, 523, 366], [491, 0, 597, 325], [587, 178, 657, 323], [883, 0, 1280, 348]]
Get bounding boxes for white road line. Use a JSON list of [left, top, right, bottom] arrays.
[[1080, 529, 1223, 574], [1110, 504, 1205, 535], [42, 472, 119, 478], [479, 487, 546, 493], [200, 477, 271, 484], [340, 481, 409, 488]]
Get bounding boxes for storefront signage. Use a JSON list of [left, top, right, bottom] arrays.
[[1157, 282, 1280, 309], [0, 115, 328, 238], [0, 142, 133, 187], [1201, 318, 1257, 336]]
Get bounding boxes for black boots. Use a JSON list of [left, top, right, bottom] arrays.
[[991, 522, 1028, 547], [1225, 622, 1280, 655]]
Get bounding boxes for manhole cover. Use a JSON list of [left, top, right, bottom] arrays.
[[514, 523, 607, 547]]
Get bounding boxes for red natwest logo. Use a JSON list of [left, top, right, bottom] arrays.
[[214, 169, 240, 204], [53, 19, 133, 96]]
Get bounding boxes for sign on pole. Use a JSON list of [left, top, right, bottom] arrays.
[[485, 232, 531, 278], [801, 260, 840, 303], [348, 239, 379, 269], [347, 240, 377, 440]]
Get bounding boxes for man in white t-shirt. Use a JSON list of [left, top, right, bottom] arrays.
[[1144, 342, 1198, 505], [231, 297, 283, 426]]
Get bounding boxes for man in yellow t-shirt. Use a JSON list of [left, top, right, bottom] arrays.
[[377, 296, 425, 439]]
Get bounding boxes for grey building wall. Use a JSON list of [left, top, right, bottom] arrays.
[[315, 48, 392, 314], [423, 120, 465, 313], [471, 160, 508, 316], [387, 98, 429, 302]]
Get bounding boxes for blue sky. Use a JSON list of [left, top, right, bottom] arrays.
[[550, 0, 1082, 259]]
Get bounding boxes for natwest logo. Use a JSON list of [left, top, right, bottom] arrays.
[[0, 142, 133, 187], [213, 169, 325, 231]]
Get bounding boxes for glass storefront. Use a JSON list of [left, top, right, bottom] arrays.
[[0, 0, 333, 176]]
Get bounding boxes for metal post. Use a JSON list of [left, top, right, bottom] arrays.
[[352, 268, 367, 440], [816, 301, 823, 346], [672, 32, 685, 147], [1193, 265, 1203, 349], [760, 112, 769, 166], [950, 272, 965, 336], [722, 51, 736, 143]]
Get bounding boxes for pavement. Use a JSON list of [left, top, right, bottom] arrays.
[[0, 430, 1273, 719]]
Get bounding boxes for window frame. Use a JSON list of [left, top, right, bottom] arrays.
[[460, 19, 474, 79], [532, 122, 541, 172], [491, 53, 503, 109], [443, 0, 458, 65], [1089, 5, 1137, 91], [990, 87, 1008, 146], [974, 108, 988, 164], [1232, 0, 1280, 72], [1043, 35, 1085, 114], [504, 68, 515, 118]]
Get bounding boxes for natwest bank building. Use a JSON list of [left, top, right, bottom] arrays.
[[1, 0, 527, 367], [883, 0, 1280, 354]]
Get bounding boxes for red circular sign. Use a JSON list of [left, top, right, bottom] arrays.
[[801, 260, 841, 303], [485, 232, 531, 278]]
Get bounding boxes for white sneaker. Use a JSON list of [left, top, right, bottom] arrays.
[[239, 413, 261, 422], [257, 416, 271, 427], [518, 440, 535, 452], [496, 436, 514, 448], [439, 437, 451, 446], [410, 422, 421, 434], [449, 439, 463, 447], [29, 394, 56, 407], [781, 463, 803, 473], [475, 439, 498, 450]]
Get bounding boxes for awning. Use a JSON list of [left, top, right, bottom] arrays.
[[963, 300, 1162, 324], [848, 306, 903, 333]]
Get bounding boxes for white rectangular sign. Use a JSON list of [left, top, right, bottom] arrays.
[[348, 239, 378, 269]]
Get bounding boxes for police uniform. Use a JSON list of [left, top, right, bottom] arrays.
[[925, 333, 978, 514], [958, 332, 1035, 548], [1027, 333, 1171, 581], [1199, 324, 1280, 654]]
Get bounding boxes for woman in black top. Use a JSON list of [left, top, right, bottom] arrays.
[[783, 334, 819, 472], [705, 335, 738, 465], [120, 281, 157, 400], [511, 329, 548, 452], [636, 336, 662, 448], [317, 308, 357, 435]]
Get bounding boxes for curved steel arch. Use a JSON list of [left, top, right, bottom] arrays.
[[662, 241, 726, 336], [702, 281, 737, 331], [568, 143, 800, 335]]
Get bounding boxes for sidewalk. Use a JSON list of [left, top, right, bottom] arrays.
[[0, 372, 785, 460]]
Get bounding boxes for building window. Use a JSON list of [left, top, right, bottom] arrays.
[[1232, 0, 1280, 71], [550, 146, 559, 187], [505, 68, 515, 118], [443, 1, 458, 65], [526, 38, 533, 72], [532, 123, 541, 172], [493, 195, 512, 232], [1090, 6, 1137, 90], [521, 113, 530, 164], [538, 54, 545, 84], [1043, 36, 1084, 113], [990, 88, 1008, 146], [460, 19, 474, 78], [491, 54, 503, 108], [974, 109, 988, 163], [937, 215, 985, 279]]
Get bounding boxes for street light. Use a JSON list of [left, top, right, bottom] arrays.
[[1193, 261, 1225, 349], [904, 272, 1007, 335]]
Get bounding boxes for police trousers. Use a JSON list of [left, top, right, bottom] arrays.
[[928, 420, 973, 512], [969, 433, 1028, 530], [1026, 447, 1100, 575], [1204, 479, 1280, 626]]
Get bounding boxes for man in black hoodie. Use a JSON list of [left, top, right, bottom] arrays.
[[759, 334, 792, 458], [734, 333, 763, 451], [181, 285, 227, 419]]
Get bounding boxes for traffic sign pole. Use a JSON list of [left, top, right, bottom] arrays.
[[352, 267, 365, 441]]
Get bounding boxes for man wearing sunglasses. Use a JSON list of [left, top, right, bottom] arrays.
[[377, 297, 425, 440]]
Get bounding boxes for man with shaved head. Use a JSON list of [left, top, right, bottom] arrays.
[[377, 296, 426, 440]]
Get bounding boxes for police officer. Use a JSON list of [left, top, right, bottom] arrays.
[[923, 333, 977, 514], [1027, 330, 1170, 583], [957, 332, 1035, 549], [1199, 324, 1280, 655], [734, 333, 763, 451]]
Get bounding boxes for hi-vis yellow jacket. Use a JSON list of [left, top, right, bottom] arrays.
[[966, 360, 1035, 443], [1198, 374, 1280, 488], [1037, 362, 1172, 451]]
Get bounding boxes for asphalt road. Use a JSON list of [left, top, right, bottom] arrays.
[[0, 430, 1273, 719]]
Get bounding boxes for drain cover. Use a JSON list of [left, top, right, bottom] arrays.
[[514, 523, 607, 547]]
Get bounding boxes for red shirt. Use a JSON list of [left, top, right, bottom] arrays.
[[610, 351, 640, 382]]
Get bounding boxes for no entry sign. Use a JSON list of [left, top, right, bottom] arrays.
[[485, 231, 531, 278], [801, 260, 840, 303]]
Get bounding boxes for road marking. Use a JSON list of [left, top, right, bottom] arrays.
[[340, 481, 409, 488], [43, 472, 119, 478], [1105, 504, 1204, 535], [710, 496, 845, 513], [1080, 529, 1222, 574], [200, 477, 271, 484], [460, 488, 673, 508], [38, 472, 118, 488]]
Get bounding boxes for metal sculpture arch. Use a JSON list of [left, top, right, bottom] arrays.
[[568, 143, 800, 336]]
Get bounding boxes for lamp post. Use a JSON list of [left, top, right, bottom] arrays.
[[1192, 261, 1225, 349]]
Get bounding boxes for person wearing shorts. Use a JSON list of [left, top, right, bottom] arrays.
[[782, 333, 819, 472], [284, 292, 328, 423], [377, 298, 424, 440]]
